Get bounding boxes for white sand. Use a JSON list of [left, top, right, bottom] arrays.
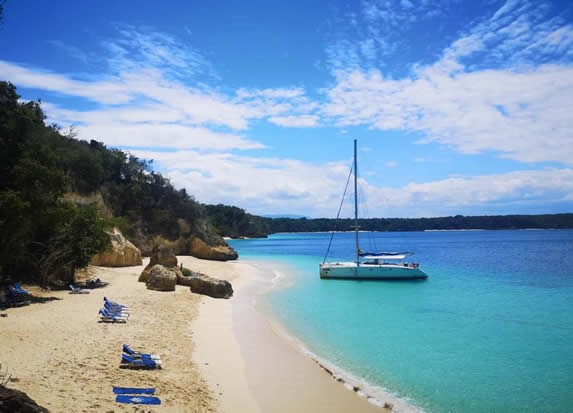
[[1, 256, 396, 412], [1, 260, 213, 412]]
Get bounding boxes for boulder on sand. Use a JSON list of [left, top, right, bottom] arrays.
[[188, 273, 233, 299], [139, 245, 178, 283], [145, 265, 177, 292], [189, 237, 238, 261]]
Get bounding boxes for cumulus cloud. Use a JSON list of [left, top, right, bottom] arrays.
[[3, 3, 572, 217], [323, 0, 573, 164], [127, 147, 573, 217], [129, 149, 351, 216]]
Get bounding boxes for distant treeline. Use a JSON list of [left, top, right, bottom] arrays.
[[263, 214, 573, 233], [205, 207, 573, 237]]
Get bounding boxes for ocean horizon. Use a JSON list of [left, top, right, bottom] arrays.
[[229, 229, 573, 413]]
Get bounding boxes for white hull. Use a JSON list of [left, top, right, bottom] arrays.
[[320, 262, 428, 280]]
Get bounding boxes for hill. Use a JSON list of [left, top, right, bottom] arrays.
[[0, 81, 235, 288]]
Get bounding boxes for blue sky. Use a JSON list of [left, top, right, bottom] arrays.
[[1, 0, 572, 218]]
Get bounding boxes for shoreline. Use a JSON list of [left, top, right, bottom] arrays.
[[246, 259, 423, 413], [1, 255, 421, 412], [191, 256, 419, 413]]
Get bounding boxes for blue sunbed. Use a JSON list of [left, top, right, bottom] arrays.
[[122, 344, 161, 361], [113, 386, 155, 395], [115, 395, 161, 405], [121, 353, 162, 369]]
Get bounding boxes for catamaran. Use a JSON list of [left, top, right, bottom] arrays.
[[319, 140, 428, 280]]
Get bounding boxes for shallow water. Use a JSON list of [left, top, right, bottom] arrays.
[[229, 230, 573, 413]]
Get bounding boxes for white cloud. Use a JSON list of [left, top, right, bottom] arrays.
[[323, 0, 573, 165], [268, 115, 319, 127], [363, 168, 573, 217], [129, 149, 351, 216], [122, 148, 573, 217]]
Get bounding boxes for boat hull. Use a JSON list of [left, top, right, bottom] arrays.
[[320, 263, 428, 280]]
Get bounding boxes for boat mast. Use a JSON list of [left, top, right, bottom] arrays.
[[354, 139, 360, 265]]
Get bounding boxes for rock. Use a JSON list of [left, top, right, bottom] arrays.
[[188, 273, 233, 299], [145, 265, 177, 292], [148, 244, 178, 267], [138, 245, 178, 283], [189, 237, 238, 261], [176, 271, 193, 287], [0, 385, 49, 412], [90, 227, 142, 267]]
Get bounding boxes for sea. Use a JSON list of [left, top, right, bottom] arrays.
[[228, 229, 573, 413]]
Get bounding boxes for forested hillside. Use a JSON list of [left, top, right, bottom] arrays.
[[0, 81, 233, 287], [263, 214, 573, 233]]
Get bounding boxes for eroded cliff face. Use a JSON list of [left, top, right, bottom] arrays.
[[66, 191, 238, 261], [89, 227, 143, 267]]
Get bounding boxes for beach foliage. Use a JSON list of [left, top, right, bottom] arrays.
[[0, 81, 221, 285], [0, 82, 110, 285]]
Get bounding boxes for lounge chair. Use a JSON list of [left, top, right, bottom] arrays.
[[103, 302, 129, 315], [8, 283, 30, 297], [12, 282, 30, 295], [69, 284, 90, 294], [115, 395, 161, 405], [113, 386, 156, 395], [104, 297, 130, 309], [122, 344, 161, 361], [99, 308, 128, 323], [120, 353, 162, 369], [100, 307, 129, 317]]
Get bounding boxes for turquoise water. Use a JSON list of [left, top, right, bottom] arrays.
[[229, 230, 573, 413]]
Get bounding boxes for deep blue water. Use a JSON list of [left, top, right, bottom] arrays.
[[229, 230, 573, 413]]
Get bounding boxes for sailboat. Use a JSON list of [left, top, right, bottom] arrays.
[[319, 140, 428, 280]]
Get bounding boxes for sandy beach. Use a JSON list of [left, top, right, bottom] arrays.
[[1, 257, 393, 412]]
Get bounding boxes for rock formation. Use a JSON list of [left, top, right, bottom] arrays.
[[189, 237, 238, 261], [138, 244, 233, 297], [139, 245, 179, 283], [90, 227, 142, 267], [188, 272, 233, 299], [145, 265, 177, 291]]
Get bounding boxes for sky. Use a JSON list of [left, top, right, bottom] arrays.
[[1, 0, 572, 218]]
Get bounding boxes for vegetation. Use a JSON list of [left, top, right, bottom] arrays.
[[263, 214, 573, 233], [0, 82, 111, 286], [204, 204, 269, 238], [0, 81, 213, 287]]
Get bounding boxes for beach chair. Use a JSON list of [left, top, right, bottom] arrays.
[[115, 395, 161, 405], [12, 282, 30, 295], [113, 386, 156, 395], [69, 284, 90, 294], [100, 307, 129, 317], [104, 297, 130, 309], [122, 344, 161, 361], [8, 283, 30, 297], [5, 284, 32, 307], [103, 301, 129, 316], [99, 308, 128, 323], [120, 353, 162, 369]]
